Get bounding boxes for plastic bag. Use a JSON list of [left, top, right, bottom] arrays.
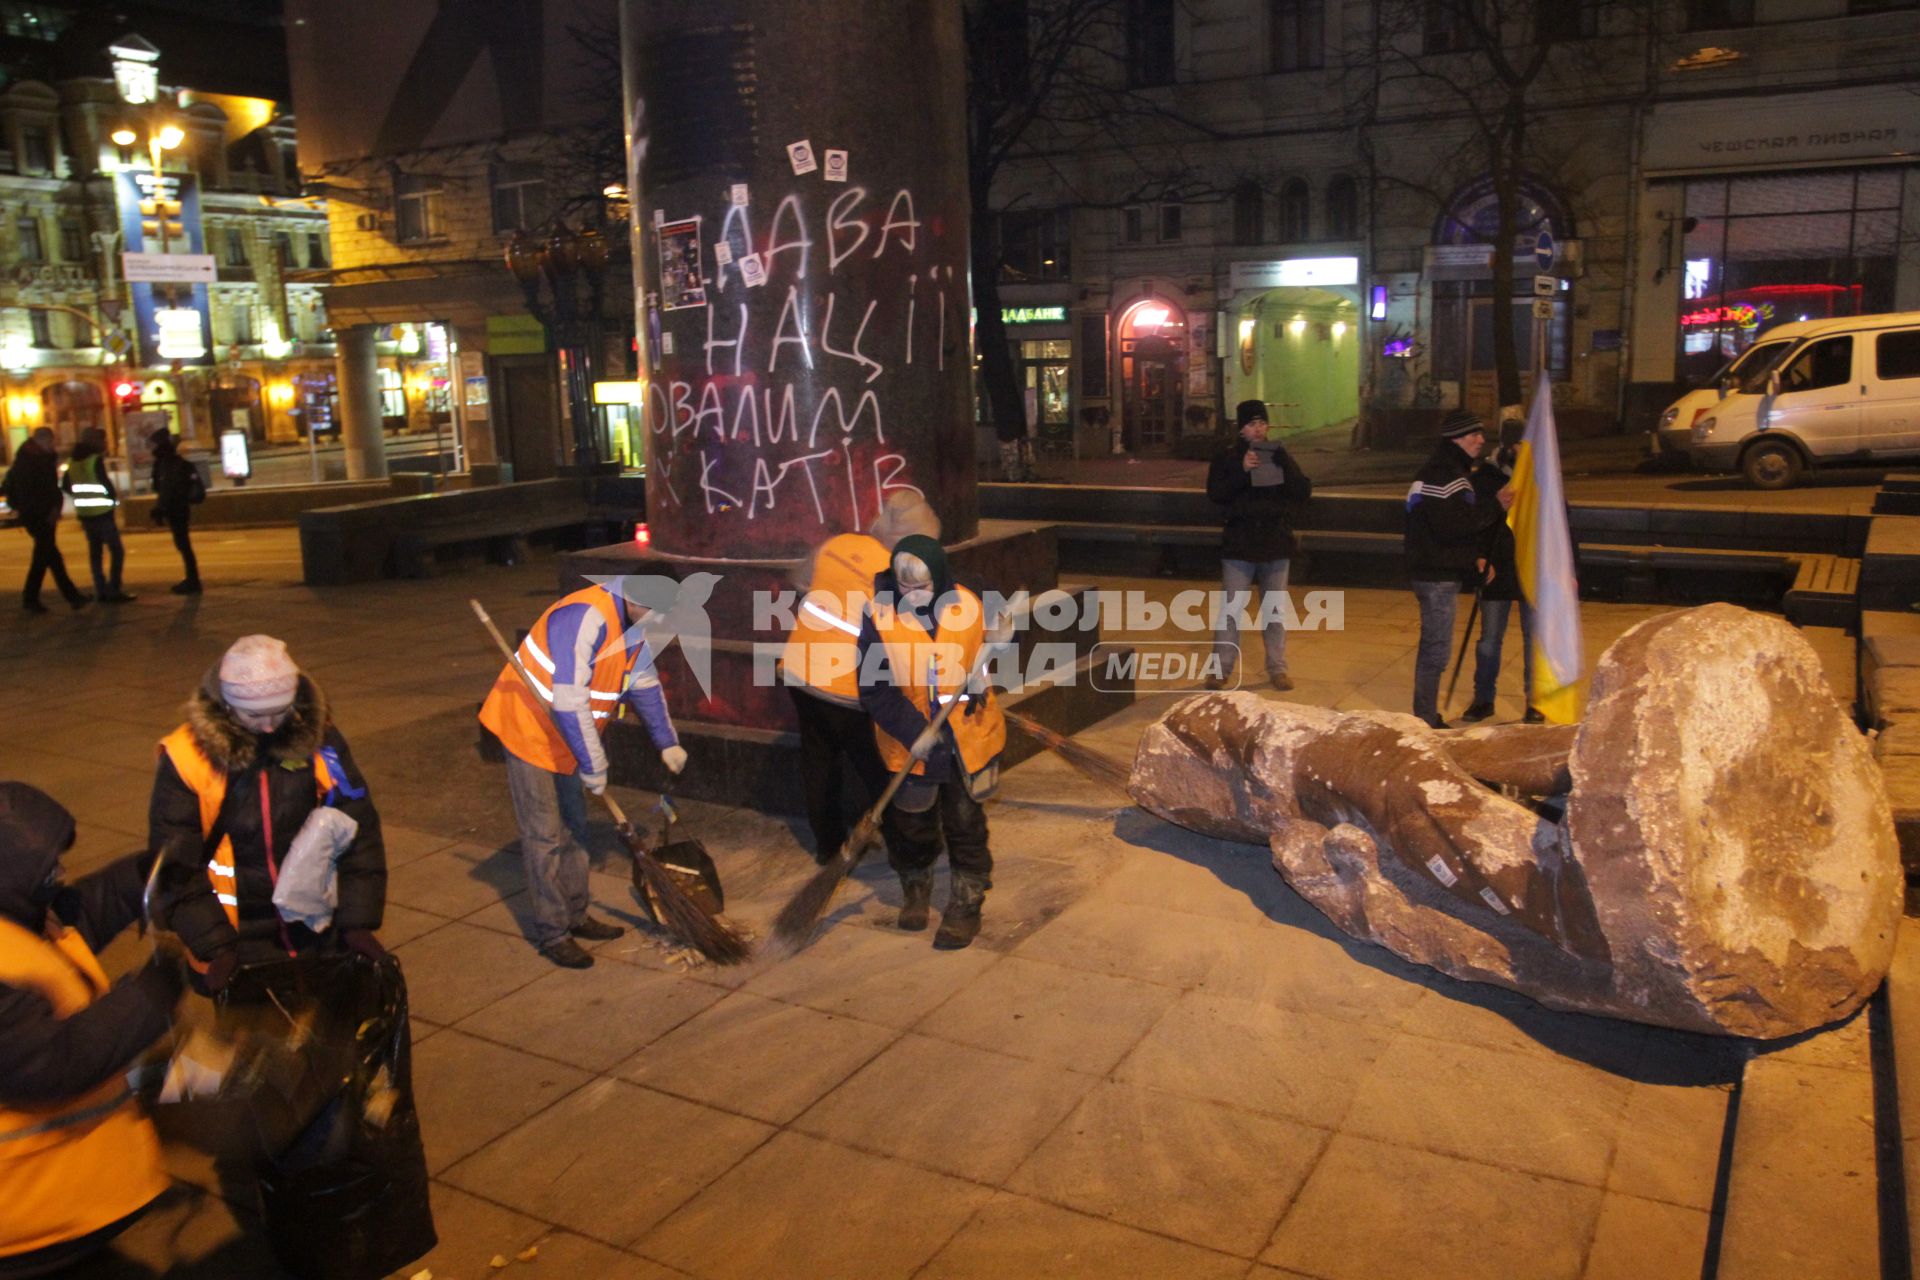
[[222, 952, 436, 1280], [272, 806, 359, 931]]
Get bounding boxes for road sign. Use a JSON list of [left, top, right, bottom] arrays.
[[103, 328, 132, 359], [122, 251, 216, 284], [1533, 274, 1557, 297], [1532, 298, 1555, 320], [1534, 230, 1556, 272]]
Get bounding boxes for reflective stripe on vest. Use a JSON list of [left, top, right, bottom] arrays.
[[0, 917, 169, 1255], [68, 456, 115, 513], [476, 585, 636, 773], [868, 585, 1007, 777], [780, 533, 890, 704], [157, 727, 338, 930]]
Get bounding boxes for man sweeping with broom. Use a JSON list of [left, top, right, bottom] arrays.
[[479, 577, 688, 969], [856, 536, 1008, 950]]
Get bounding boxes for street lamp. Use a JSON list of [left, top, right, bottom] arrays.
[[504, 226, 611, 469]]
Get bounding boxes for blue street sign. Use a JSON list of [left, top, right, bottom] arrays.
[[1534, 230, 1556, 272]]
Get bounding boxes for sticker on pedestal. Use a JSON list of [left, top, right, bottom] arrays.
[[786, 140, 817, 175], [713, 241, 734, 266], [729, 183, 749, 207], [737, 252, 767, 288], [823, 150, 848, 182], [656, 216, 707, 311]]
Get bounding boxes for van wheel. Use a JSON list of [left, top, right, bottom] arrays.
[[1742, 440, 1804, 490]]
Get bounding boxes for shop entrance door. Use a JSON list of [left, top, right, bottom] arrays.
[[495, 356, 560, 482], [1125, 336, 1184, 451]]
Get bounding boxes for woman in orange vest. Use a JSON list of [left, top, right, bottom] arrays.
[[149, 636, 386, 993], [779, 493, 940, 864], [856, 535, 1008, 950], [0, 782, 177, 1276]]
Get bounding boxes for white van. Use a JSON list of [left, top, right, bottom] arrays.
[[1689, 310, 1920, 489], [1649, 324, 1811, 460]]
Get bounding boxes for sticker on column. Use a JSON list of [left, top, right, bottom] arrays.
[[823, 149, 849, 183], [1424, 855, 1458, 887], [729, 183, 750, 206], [653, 207, 665, 226], [660, 332, 675, 355], [786, 139, 817, 175], [737, 252, 767, 288], [713, 241, 733, 266], [1476, 886, 1512, 916], [656, 216, 707, 311]]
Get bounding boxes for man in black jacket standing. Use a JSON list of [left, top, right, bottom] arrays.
[[1, 428, 89, 614], [147, 428, 201, 595], [1405, 410, 1510, 728], [1207, 400, 1313, 691]]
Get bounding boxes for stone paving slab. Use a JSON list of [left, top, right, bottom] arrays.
[[0, 529, 1870, 1279]]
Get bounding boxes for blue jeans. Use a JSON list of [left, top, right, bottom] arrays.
[[1474, 597, 1535, 706], [1213, 558, 1290, 679], [81, 515, 124, 597], [1411, 579, 1459, 726], [505, 752, 595, 947]]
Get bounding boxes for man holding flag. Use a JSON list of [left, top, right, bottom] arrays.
[[1405, 410, 1510, 728], [1505, 371, 1584, 724]]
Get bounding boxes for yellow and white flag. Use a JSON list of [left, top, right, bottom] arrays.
[[1509, 370, 1583, 723]]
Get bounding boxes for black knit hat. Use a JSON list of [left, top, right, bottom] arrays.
[[1234, 399, 1268, 428], [1439, 409, 1485, 440]]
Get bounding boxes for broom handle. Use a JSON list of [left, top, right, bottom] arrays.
[[471, 598, 637, 832]]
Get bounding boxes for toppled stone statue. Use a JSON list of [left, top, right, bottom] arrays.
[[1128, 604, 1900, 1038]]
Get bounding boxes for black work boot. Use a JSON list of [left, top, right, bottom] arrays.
[[1458, 702, 1496, 723], [933, 873, 988, 950], [540, 937, 595, 969], [897, 872, 934, 932], [569, 915, 625, 942]]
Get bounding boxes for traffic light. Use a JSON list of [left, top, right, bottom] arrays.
[[114, 380, 142, 406]]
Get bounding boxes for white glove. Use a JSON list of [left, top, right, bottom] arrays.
[[581, 769, 608, 795], [661, 745, 688, 775]]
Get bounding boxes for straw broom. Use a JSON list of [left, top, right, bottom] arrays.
[[1002, 709, 1132, 797], [470, 599, 750, 965]]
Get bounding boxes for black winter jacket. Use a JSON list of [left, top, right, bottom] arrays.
[[1404, 440, 1501, 583], [151, 671, 385, 965], [0, 441, 61, 526], [1206, 438, 1313, 562], [0, 791, 177, 1107], [149, 448, 197, 521]]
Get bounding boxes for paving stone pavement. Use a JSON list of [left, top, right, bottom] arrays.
[[1, 523, 1854, 1280]]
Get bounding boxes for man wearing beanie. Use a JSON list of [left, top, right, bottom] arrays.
[[1404, 410, 1512, 728], [779, 493, 940, 864], [149, 635, 387, 991], [1206, 399, 1313, 691]]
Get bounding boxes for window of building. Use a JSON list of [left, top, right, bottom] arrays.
[[307, 231, 328, 268], [1676, 167, 1902, 382], [1125, 0, 1175, 87], [1271, 0, 1324, 71], [16, 216, 43, 262], [223, 227, 248, 266], [998, 207, 1070, 280], [1686, 0, 1753, 28], [58, 219, 83, 262], [1232, 182, 1264, 245], [1423, 0, 1478, 54], [1325, 175, 1358, 239], [18, 124, 50, 174], [275, 232, 294, 268], [1159, 204, 1183, 242], [394, 173, 443, 244], [1536, 0, 1597, 40], [378, 366, 405, 420], [1279, 178, 1310, 241], [1122, 206, 1145, 244], [489, 163, 548, 235], [29, 311, 52, 346], [229, 304, 254, 345], [1878, 331, 1920, 381]]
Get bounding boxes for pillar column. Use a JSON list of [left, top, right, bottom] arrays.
[[335, 324, 389, 480], [621, 0, 975, 560]]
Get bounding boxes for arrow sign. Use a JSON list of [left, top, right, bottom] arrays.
[[1534, 231, 1556, 272]]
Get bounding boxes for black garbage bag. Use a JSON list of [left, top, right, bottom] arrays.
[[221, 952, 436, 1280]]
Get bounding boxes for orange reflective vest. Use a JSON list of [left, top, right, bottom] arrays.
[[157, 727, 340, 931], [0, 917, 169, 1259], [868, 585, 1006, 777], [780, 533, 891, 705], [477, 585, 632, 774]]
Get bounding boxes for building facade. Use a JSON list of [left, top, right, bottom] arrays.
[[988, 0, 1920, 454]]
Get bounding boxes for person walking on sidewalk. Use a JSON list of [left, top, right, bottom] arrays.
[[857, 536, 1008, 951], [0, 782, 179, 1278], [1459, 444, 1537, 724], [478, 578, 688, 969], [1405, 410, 1510, 729], [149, 635, 388, 992], [147, 428, 202, 596], [2, 428, 89, 615], [779, 492, 940, 864], [1206, 400, 1312, 692], [62, 428, 135, 604]]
